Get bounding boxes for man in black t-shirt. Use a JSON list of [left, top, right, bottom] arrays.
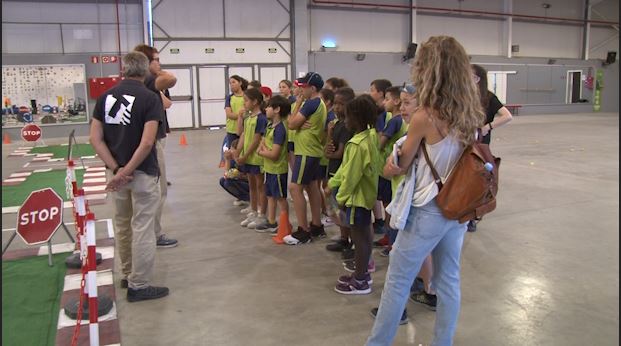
[[90, 51, 169, 302], [134, 44, 178, 248]]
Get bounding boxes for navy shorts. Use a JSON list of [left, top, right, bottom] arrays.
[[265, 173, 288, 198], [291, 155, 321, 185], [344, 206, 372, 227], [239, 164, 262, 175], [287, 141, 295, 153], [319, 165, 328, 181], [377, 176, 392, 203]]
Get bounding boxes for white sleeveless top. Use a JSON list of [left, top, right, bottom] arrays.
[[412, 134, 463, 207]]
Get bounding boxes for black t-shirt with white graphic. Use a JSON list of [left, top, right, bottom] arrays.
[[144, 74, 169, 139], [92, 79, 162, 176]]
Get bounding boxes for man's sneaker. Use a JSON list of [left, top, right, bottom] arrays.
[[409, 291, 437, 311], [338, 272, 372, 285], [373, 234, 389, 248], [321, 213, 334, 227], [379, 247, 391, 257], [370, 307, 409, 325], [411, 277, 425, 294], [127, 286, 169, 302], [343, 259, 376, 273], [233, 199, 248, 207], [247, 215, 267, 229], [334, 276, 371, 295], [326, 239, 351, 252], [240, 206, 254, 214], [310, 223, 327, 238], [467, 220, 477, 232], [373, 219, 385, 234], [120, 278, 128, 289], [255, 222, 278, 233], [240, 212, 256, 227], [283, 228, 312, 245], [156, 234, 178, 248], [341, 248, 355, 261]]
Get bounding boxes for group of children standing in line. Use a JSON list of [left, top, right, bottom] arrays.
[[220, 72, 431, 297]]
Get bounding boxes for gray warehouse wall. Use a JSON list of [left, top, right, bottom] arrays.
[[2, 53, 122, 140], [309, 52, 619, 115]]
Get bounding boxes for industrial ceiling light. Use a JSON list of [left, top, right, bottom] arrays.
[[321, 39, 337, 52]]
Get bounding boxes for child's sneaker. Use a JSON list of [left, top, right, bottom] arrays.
[[240, 212, 256, 227], [341, 248, 355, 261], [410, 277, 425, 294], [247, 215, 267, 229], [255, 222, 278, 233], [409, 291, 437, 311], [233, 199, 248, 207], [344, 259, 376, 273], [338, 272, 372, 285], [283, 227, 312, 245], [334, 276, 371, 295], [310, 223, 327, 238], [240, 206, 253, 214], [370, 308, 409, 325], [373, 234, 389, 247]]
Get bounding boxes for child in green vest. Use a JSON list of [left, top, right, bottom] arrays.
[[327, 95, 380, 295], [256, 95, 291, 233], [235, 88, 268, 228]]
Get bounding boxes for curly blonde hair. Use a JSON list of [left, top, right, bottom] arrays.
[[412, 36, 484, 144]]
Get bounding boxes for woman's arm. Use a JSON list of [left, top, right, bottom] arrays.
[[481, 106, 513, 136]]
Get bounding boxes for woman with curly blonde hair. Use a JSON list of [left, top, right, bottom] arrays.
[[366, 36, 484, 346]]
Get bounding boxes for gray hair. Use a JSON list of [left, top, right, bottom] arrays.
[[122, 51, 149, 78]]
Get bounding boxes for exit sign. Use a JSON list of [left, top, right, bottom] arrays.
[[235, 48, 245, 53], [268, 48, 277, 53], [170, 48, 180, 54], [205, 48, 215, 53]]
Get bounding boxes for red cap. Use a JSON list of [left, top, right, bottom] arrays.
[[259, 86, 272, 98]]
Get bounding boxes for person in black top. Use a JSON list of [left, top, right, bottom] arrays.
[[133, 44, 178, 247], [469, 64, 513, 232], [90, 51, 169, 302], [324, 87, 355, 253]]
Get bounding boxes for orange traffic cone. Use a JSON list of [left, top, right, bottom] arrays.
[[2, 133, 10, 144], [272, 210, 293, 244], [179, 133, 188, 146]]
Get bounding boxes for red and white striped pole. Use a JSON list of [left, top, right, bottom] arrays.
[[67, 159, 78, 197], [75, 189, 88, 291], [85, 212, 100, 346]]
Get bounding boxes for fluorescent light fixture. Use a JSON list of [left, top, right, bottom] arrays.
[[321, 39, 337, 48]]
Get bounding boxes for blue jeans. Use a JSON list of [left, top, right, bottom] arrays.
[[219, 177, 249, 201], [366, 199, 466, 346]]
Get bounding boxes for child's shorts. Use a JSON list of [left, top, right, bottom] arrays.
[[344, 206, 372, 228], [291, 155, 321, 185], [377, 176, 392, 203], [265, 173, 288, 198], [287, 141, 295, 153], [319, 165, 328, 181], [239, 164, 262, 175]]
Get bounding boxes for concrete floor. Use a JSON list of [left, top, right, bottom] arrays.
[[2, 112, 619, 345]]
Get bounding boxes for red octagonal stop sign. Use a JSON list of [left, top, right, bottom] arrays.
[[21, 123, 42, 142], [16, 188, 63, 245]]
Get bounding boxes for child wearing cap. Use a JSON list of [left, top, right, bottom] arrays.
[[327, 94, 381, 295], [283, 72, 328, 245]]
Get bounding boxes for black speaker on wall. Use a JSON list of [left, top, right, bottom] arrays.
[[403, 43, 418, 62], [605, 51, 616, 64]]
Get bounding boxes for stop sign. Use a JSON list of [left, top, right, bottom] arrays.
[[16, 188, 63, 245], [21, 123, 42, 142]]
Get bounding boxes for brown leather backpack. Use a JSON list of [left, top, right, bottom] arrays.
[[421, 136, 500, 223]]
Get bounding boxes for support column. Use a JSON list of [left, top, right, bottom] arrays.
[[293, 0, 310, 77], [582, 0, 591, 60], [410, 0, 417, 44], [504, 0, 513, 58]]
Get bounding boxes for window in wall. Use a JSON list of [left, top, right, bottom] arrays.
[[487, 71, 516, 104], [565, 70, 583, 104]]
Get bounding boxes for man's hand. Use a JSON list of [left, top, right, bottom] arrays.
[[106, 168, 133, 192]]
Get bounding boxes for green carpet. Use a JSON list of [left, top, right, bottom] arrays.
[[2, 169, 86, 207], [30, 143, 96, 159], [2, 252, 70, 346]]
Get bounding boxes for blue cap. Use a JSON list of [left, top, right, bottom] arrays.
[[295, 72, 324, 90]]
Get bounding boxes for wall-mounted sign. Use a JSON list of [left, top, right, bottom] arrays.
[[268, 48, 277, 53], [236, 48, 245, 53], [101, 56, 110, 63], [170, 48, 180, 54], [91, 56, 99, 64], [205, 48, 215, 53]]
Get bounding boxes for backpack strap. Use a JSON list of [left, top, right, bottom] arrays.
[[421, 141, 444, 190]]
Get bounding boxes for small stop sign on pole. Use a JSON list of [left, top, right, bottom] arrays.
[[16, 188, 63, 245], [21, 123, 42, 142]]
